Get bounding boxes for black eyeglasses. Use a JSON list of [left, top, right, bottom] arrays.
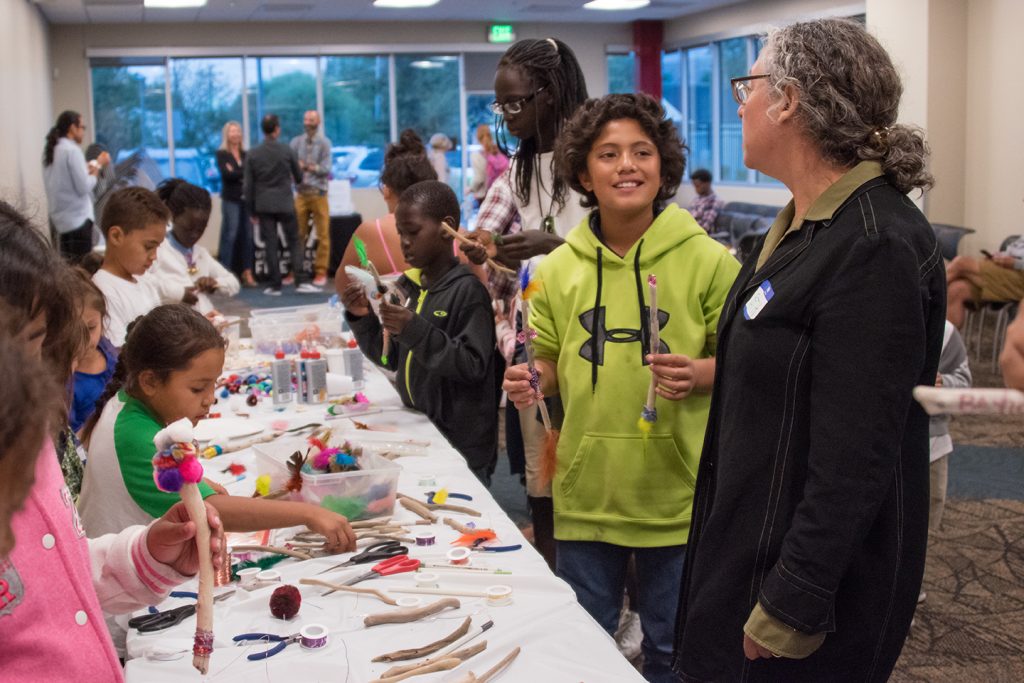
[[730, 74, 770, 105], [490, 86, 546, 117]]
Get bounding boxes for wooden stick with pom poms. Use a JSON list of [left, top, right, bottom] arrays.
[[518, 266, 559, 488], [152, 418, 215, 674], [638, 274, 659, 438]]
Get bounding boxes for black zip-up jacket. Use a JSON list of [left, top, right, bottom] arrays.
[[347, 264, 498, 475], [674, 177, 945, 682], [243, 138, 301, 216]]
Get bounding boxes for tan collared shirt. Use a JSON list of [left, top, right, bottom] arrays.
[[756, 161, 884, 271]]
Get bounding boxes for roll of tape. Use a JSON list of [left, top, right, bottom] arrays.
[[396, 596, 422, 608], [256, 569, 282, 583], [414, 572, 439, 588], [414, 532, 436, 546], [446, 547, 471, 566], [236, 567, 261, 588], [485, 584, 513, 607], [299, 623, 329, 650]]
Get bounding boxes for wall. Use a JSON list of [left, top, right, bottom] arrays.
[[0, 0, 52, 225]]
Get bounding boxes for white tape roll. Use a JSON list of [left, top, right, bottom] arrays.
[[485, 584, 513, 607], [396, 596, 423, 608], [414, 572, 439, 588], [446, 547, 471, 566]]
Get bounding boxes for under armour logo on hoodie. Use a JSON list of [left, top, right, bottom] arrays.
[[578, 305, 670, 366]]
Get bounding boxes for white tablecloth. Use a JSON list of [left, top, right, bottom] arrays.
[[124, 362, 644, 682]]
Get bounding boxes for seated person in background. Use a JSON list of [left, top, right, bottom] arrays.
[[91, 187, 169, 347], [687, 168, 725, 233], [946, 235, 1024, 328], [341, 181, 498, 486], [148, 178, 240, 316], [999, 303, 1024, 390], [70, 267, 118, 435], [335, 129, 437, 293]]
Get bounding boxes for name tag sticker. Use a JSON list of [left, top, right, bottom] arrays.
[[743, 281, 774, 320]]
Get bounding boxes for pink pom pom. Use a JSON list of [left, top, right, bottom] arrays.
[[271, 419, 290, 432], [354, 392, 369, 404], [155, 467, 184, 493], [178, 456, 204, 484]]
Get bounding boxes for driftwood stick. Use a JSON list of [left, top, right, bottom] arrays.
[[230, 544, 312, 561], [356, 534, 415, 547], [364, 597, 460, 627], [356, 527, 408, 537], [351, 517, 393, 529], [180, 484, 214, 674], [438, 222, 515, 275], [442, 517, 478, 535], [450, 647, 522, 683], [372, 616, 472, 662], [380, 642, 487, 679], [371, 658, 463, 683], [425, 502, 481, 517], [398, 495, 438, 523], [299, 578, 398, 605], [389, 586, 490, 598]]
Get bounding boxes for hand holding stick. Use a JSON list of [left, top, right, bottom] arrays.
[[519, 291, 558, 487], [151, 419, 215, 674], [441, 222, 516, 274]]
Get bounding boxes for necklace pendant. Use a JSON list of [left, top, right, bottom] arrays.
[[188, 266, 198, 275], [542, 215, 555, 234]]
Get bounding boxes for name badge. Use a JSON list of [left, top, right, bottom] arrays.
[[743, 281, 774, 320]]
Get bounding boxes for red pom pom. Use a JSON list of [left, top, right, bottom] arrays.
[[269, 585, 301, 620], [178, 456, 204, 484]]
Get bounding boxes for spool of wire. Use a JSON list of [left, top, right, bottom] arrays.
[[414, 532, 436, 546], [446, 547, 471, 565], [299, 623, 329, 650], [485, 585, 513, 607]]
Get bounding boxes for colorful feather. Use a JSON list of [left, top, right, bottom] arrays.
[[353, 236, 370, 269], [518, 265, 542, 301]]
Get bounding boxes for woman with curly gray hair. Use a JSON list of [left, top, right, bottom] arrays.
[[673, 18, 946, 682]]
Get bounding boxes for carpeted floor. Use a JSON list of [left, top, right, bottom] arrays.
[[894, 498, 1024, 682]]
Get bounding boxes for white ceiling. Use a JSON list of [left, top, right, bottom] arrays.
[[32, 0, 744, 25]]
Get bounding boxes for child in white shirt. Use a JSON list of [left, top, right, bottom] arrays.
[[91, 187, 168, 347], [149, 179, 240, 316]]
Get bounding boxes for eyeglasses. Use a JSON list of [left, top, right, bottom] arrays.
[[490, 86, 546, 117], [730, 74, 770, 105]]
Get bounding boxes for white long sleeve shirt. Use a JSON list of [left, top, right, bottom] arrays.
[[148, 233, 240, 315], [43, 138, 97, 233], [92, 268, 161, 347]]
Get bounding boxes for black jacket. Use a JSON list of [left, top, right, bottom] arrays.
[[216, 149, 246, 203], [243, 139, 301, 215], [347, 264, 499, 474], [674, 177, 945, 682]]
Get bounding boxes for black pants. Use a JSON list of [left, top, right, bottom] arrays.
[[257, 211, 302, 289], [59, 219, 93, 262]]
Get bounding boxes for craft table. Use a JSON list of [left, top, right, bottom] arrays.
[[124, 360, 644, 682]]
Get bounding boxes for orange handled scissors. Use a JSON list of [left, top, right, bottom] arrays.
[[322, 555, 422, 595]]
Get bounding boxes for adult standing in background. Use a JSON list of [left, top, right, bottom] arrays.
[[674, 18, 945, 682], [469, 124, 509, 207], [216, 121, 256, 287], [43, 110, 110, 261], [244, 114, 306, 296], [290, 110, 332, 288], [428, 133, 452, 185]]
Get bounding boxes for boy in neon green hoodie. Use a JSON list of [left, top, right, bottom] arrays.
[[504, 94, 739, 682]]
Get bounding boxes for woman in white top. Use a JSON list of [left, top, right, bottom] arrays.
[[148, 179, 240, 317]]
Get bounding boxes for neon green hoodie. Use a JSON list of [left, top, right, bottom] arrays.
[[530, 203, 739, 547]]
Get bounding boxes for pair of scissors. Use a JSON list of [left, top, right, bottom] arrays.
[[321, 554, 422, 595], [315, 540, 408, 576], [129, 591, 235, 633], [232, 632, 302, 660]]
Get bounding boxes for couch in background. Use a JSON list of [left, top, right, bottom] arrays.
[[709, 201, 782, 262]]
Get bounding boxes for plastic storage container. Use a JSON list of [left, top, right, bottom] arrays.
[[253, 436, 400, 521], [248, 304, 344, 355]]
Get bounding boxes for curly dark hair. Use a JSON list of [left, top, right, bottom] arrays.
[[379, 129, 438, 195], [157, 178, 212, 217], [554, 93, 686, 210]]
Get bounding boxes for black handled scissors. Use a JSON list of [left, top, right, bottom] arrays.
[[128, 591, 234, 633], [232, 632, 302, 660], [315, 540, 407, 576]]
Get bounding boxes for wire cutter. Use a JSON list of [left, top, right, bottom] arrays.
[[321, 554, 422, 596], [128, 590, 234, 633], [232, 632, 303, 660], [315, 540, 408, 576]]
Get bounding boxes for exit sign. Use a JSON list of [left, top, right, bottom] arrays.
[[488, 24, 515, 43]]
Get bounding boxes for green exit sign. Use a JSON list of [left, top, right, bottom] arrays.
[[488, 24, 515, 44]]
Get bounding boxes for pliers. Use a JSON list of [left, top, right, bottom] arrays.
[[232, 632, 303, 660]]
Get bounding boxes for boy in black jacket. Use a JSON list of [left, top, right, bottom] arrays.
[[341, 180, 498, 484]]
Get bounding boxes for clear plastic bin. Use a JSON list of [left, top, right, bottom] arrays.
[[253, 436, 400, 521], [248, 304, 343, 355]]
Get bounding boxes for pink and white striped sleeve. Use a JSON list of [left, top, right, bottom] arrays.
[[89, 524, 191, 614]]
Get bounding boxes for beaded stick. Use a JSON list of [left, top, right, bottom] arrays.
[[151, 419, 214, 674], [637, 274, 659, 436]]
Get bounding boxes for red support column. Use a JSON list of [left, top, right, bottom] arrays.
[[633, 20, 663, 99]]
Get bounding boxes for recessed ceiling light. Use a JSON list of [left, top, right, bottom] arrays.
[[583, 0, 650, 10], [144, 0, 208, 8], [410, 60, 444, 69], [373, 0, 441, 8]]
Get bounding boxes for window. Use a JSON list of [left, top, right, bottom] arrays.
[[395, 54, 461, 198], [91, 61, 168, 183], [718, 37, 749, 183], [661, 50, 683, 134], [685, 46, 713, 176], [170, 57, 243, 194], [607, 53, 636, 94], [246, 57, 317, 148], [322, 55, 390, 188]]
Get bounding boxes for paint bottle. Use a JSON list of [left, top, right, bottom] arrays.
[[271, 349, 293, 407], [299, 348, 328, 405], [342, 338, 364, 388]]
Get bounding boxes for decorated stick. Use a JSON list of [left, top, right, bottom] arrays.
[[151, 419, 214, 674], [913, 386, 1024, 416], [638, 274, 659, 436], [518, 266, 558, 487], [354, 236, 394, 364], [440, 221, 516, 274]]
